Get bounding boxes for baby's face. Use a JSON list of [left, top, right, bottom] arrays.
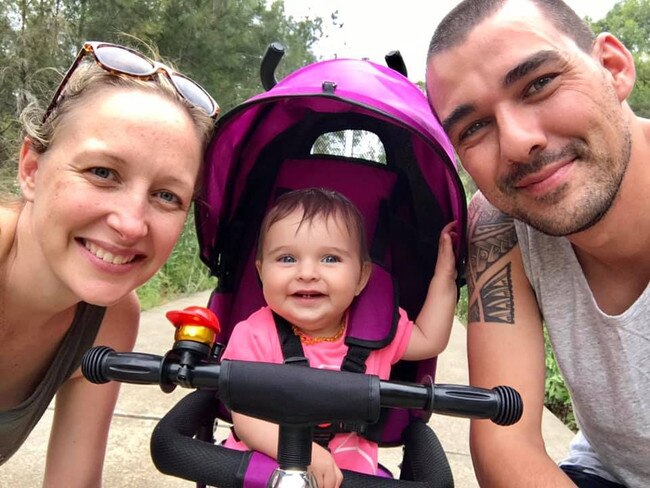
[[256, 209, 370, 338]]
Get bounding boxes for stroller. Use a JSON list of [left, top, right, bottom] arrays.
[[80, 44, 524, 488], [189, 43, 466, 486]]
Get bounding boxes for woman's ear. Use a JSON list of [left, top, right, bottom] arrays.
[[355, 261, 373, 296], [18, 137, 39, 202], [592, 32, 636, 102]]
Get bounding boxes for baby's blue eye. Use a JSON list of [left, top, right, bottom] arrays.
[[322, 255, 340, 264], [278, 255, 296, 263]]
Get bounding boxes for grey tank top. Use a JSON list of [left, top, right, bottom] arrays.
[[0, 302, 105, 464], [515, 222, 649, 487]]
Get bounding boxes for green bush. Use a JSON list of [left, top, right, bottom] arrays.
[[455, 285, 468, 324], [544, 329, 577, 431], [137, 209, 216, 310]]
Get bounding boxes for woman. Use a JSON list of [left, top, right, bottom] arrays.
[[0, 41, 217, 485]]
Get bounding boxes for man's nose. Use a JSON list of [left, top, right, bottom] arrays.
[[496, 105, 547, 165]]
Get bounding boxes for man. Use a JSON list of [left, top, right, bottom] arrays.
[[425, 1, 649, 486]]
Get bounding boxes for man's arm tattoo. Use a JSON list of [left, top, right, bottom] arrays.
[[469, 204, 518, 283], [480, 263, 514, 323], [467, 197, 517, 324]]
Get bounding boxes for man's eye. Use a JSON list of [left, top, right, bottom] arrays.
[[322, 255, 340, 264], [526, 75, 557, 96], [459, 120, 488, 142]]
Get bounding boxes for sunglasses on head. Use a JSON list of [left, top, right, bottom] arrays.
[[43, 41, 220, 121]]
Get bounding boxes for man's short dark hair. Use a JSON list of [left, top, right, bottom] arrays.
[[427, 0, 595, 60]]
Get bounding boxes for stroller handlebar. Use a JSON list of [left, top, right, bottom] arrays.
[[385, 50, 408, 78], [260, 42, 285, 91], [81, 346, 522, 426]]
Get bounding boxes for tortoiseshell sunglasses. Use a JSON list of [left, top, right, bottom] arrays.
[[43, 41, 220, 121]]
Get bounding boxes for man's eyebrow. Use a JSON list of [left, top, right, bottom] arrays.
[[441, 51, 564, 136], [442, 103, 475, 135], [502, 50, 563, 88]]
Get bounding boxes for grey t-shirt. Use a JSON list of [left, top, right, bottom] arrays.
[[515, 221, 649, 487], [0, 302, 105, 464]]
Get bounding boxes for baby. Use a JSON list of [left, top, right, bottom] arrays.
[[222, 188, 457, 488]]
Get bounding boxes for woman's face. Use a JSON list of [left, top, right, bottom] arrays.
[[20, 87, 203, 306]]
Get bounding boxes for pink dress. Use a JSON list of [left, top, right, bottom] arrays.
[[221, 306, 414, 475]]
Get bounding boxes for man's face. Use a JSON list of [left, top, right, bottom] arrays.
[[426, 1, 630, 236]]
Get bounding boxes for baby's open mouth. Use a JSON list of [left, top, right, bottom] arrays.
[[294, 292, 324, 299]]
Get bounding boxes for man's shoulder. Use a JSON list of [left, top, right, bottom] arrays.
[[468, 191, 514, 228], [467, 192, 520, 251], [465, 194, 533, 325]]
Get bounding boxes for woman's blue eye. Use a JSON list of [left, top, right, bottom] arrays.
[[90, 167, 114, 179], [322, 255, 340, 264], [156, 190, 180, 204]]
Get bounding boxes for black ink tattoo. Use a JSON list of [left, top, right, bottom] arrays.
[[469, 210, 517, 284], [480, 263, 515, 324], [466, 195, 518, 325]]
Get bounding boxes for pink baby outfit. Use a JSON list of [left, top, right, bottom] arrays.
[[222, 306, 414, 475]]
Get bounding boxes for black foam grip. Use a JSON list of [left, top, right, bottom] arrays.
[[219, 360, 381, 425], [151, 391, 451, 487], [493, 385, 523, 426], [341, 470, 430, 487], [400, 420, 453, 487], [150, 390, 245, 488]]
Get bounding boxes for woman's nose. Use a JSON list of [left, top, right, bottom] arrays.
[[106, 194, 149, 242]]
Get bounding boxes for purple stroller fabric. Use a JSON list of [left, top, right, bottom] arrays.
[[195, 56, 467, 453], [198, 59, 463, 257]]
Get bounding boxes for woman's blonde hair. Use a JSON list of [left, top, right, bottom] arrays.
[[20, 57, 215, 155]]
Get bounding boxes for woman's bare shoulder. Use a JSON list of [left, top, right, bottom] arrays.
[[0, 201, 21, 259]]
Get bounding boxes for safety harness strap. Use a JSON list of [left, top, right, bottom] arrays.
[[273, 313, 383, 446]]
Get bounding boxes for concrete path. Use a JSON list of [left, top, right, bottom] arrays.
[[1, 290, 575, 487]]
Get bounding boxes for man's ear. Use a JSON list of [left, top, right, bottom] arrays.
[[18, 137, 40, 202], [355, 261, 373, 296], [592, 32, 636, 101]]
